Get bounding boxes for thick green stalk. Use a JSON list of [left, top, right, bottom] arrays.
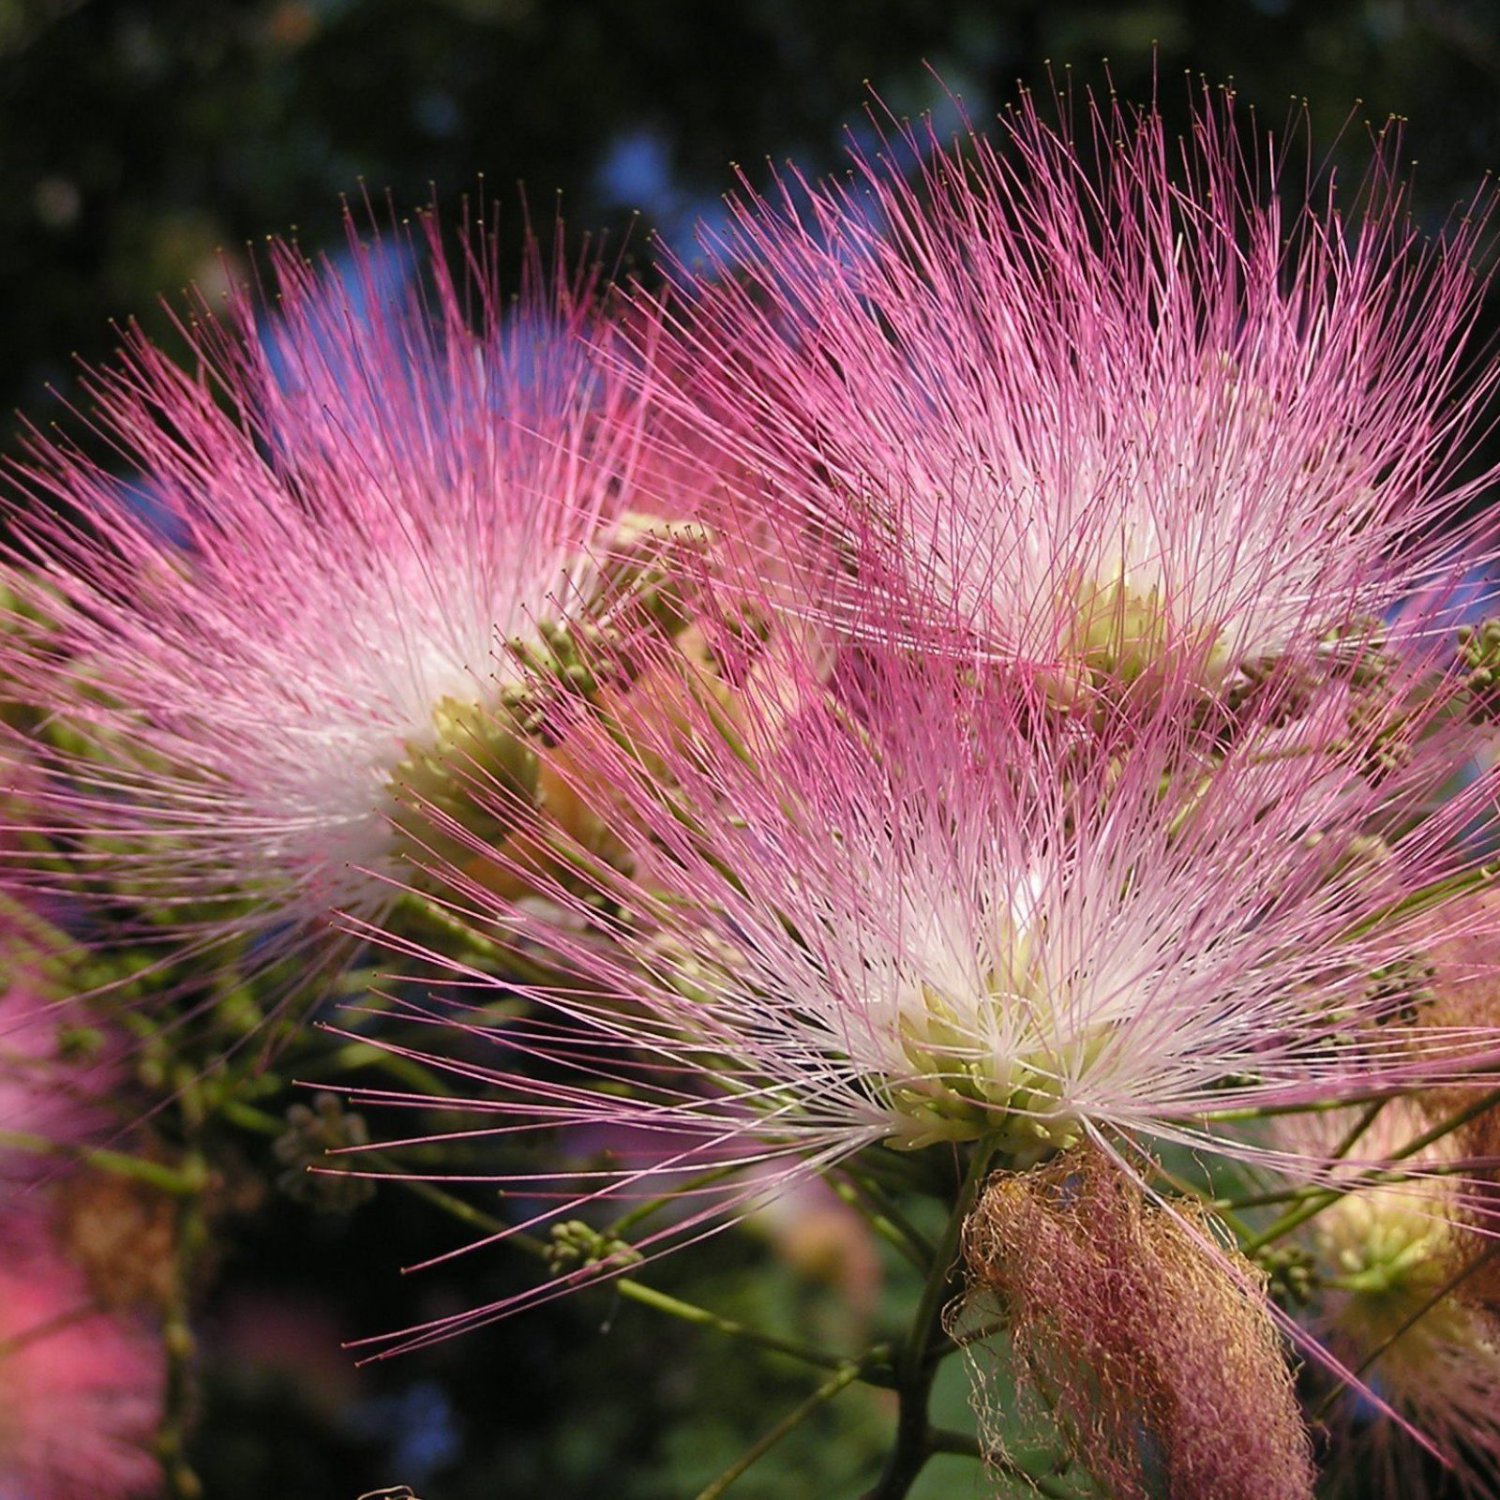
[[863, 1142, 996, 1500], [834, 1169, 937, 1268], [155, 1147, 208, 1500], [613, 1279, 894, 1383], [0, 1130, 208, 1195]]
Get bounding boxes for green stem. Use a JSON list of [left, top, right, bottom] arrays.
[[324, 1040, 462, 1098], [1338, 862, 1500, 941], [613, 1279, 894, 1384], [1203, 1091, 1400, 1124], [0, 1130, 207, 1196], [379, 1169, 890, 1383], [1214, 1099, 1393, 1211], [606, 1162, 745, 1238], [390, 891, 561, 989], [155, 1147, 207, 1500], [214, 1098, 283, 1136], [863, 1142, 996, 1500], [924, 1427, 982, 1459], [1329, 1098, 1389, 1160], [834, 1171, 937, 1269], [691, 1363, 863, 1500]]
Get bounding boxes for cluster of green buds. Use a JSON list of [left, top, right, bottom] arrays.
[[273, 1093, 376, 1214], [1220, 650, 1318, 727], [388, 694, 544, 880], [1320, 615, 1391, 691], [384, 517, 740, 908], [1458, 617, 1500, 722], [587, 512, 715, 644], [1362, 955, 1437, 1027], [545, 1219, 644, 1277], [1345, 688, 1416, 782], [1256, 1244, 1316, 1306], [504, 619, 617, 724], [1189, 617, 1387, 751]]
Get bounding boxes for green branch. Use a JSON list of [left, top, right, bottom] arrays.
[[691, 1363, 863, 1500], [863, 1142, 996, 1500], [375, 1166, 892, 1383]]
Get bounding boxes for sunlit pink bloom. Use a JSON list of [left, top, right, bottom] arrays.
[[1, 215, 662, 954], [340, 642, 1500, 1349], [0, 1223, 163, 1499], [643, 85, 1499, 680]]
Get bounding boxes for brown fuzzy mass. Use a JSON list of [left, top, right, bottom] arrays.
[[958, 1147, 1314, 1500]]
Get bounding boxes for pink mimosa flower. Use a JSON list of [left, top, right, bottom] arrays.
[[1, 214, 667, 956], [642, 84, 1499, 687], [0, 1220, 163, 1500], [338, 642, 1500, 1350]]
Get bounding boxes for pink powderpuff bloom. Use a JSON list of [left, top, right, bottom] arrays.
[[338, 637, 1500, 1351], [0, 1220, 163, 1500], [0, 211, 669, 961], [640, 81, 1500, 686]]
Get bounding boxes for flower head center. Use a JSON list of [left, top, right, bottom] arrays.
[[386, 693, 540, 885], [1062, 571, 1225, 692], [885, 953, 1102, 1162]]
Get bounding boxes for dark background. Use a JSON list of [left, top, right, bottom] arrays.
[[5, 0, 1500, 429], [4, 3, 1497, 1496]]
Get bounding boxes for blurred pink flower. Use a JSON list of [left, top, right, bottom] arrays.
[[0, 863, 123, 1184], [1280, 1100, 1500, 1497], [0, 974, 118, 1182], [0, 1225, 163, 1499]]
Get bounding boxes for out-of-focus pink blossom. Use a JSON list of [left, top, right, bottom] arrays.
[[0, 974, 118, 1182], [0, 870, 122, 1184], [0, 1226, 163, 1500], [1281, 1100, 1500, 1497]]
